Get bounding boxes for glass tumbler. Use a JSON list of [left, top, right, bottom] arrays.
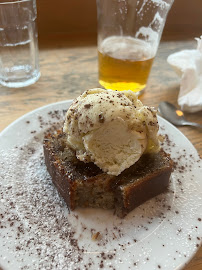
[[0, 0, 40, 88], [96, 0, 174, 95]]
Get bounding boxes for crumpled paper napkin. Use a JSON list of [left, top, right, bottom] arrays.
[[167, 36, 202, 112]]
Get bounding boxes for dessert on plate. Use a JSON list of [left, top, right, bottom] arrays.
[[43, 88, 173, 217]]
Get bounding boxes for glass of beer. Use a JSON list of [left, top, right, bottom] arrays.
[[96, 0, 174, 95]]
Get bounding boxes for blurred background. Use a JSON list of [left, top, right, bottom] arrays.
[[36, 0, 202, 43]]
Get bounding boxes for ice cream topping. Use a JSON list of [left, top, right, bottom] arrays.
[[63, 88, 160, 176]]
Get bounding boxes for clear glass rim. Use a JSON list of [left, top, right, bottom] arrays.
[[0, 0, 31, 5]]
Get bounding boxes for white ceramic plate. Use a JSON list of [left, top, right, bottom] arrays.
[[0, 100, 202, 270]]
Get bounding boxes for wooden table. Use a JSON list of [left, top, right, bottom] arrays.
[[0, 37, 202, 270]]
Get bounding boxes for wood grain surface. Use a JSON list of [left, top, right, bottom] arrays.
[[0, 36, 202, 270]]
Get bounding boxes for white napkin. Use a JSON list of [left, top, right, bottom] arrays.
[[167, 36, 202, 112]]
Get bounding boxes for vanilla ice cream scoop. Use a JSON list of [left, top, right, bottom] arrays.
[[63, 88, 159, 176]]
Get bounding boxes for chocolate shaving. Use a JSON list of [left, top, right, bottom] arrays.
[[84, 104, 91, 109], [98, 113, 105, 123]]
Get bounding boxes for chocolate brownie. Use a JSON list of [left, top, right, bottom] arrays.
[[43, 130, 173, 218]]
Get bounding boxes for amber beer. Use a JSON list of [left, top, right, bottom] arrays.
[[98, 36, 155, 93]]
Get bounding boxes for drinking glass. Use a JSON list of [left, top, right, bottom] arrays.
[[96, 0, 174, 95], [0, 0, 40, 88]]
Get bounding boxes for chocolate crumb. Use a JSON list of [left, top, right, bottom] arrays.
[[98, 113, 105, 123], [84, 104, 91, 109], [92, 232, 101, 241]]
